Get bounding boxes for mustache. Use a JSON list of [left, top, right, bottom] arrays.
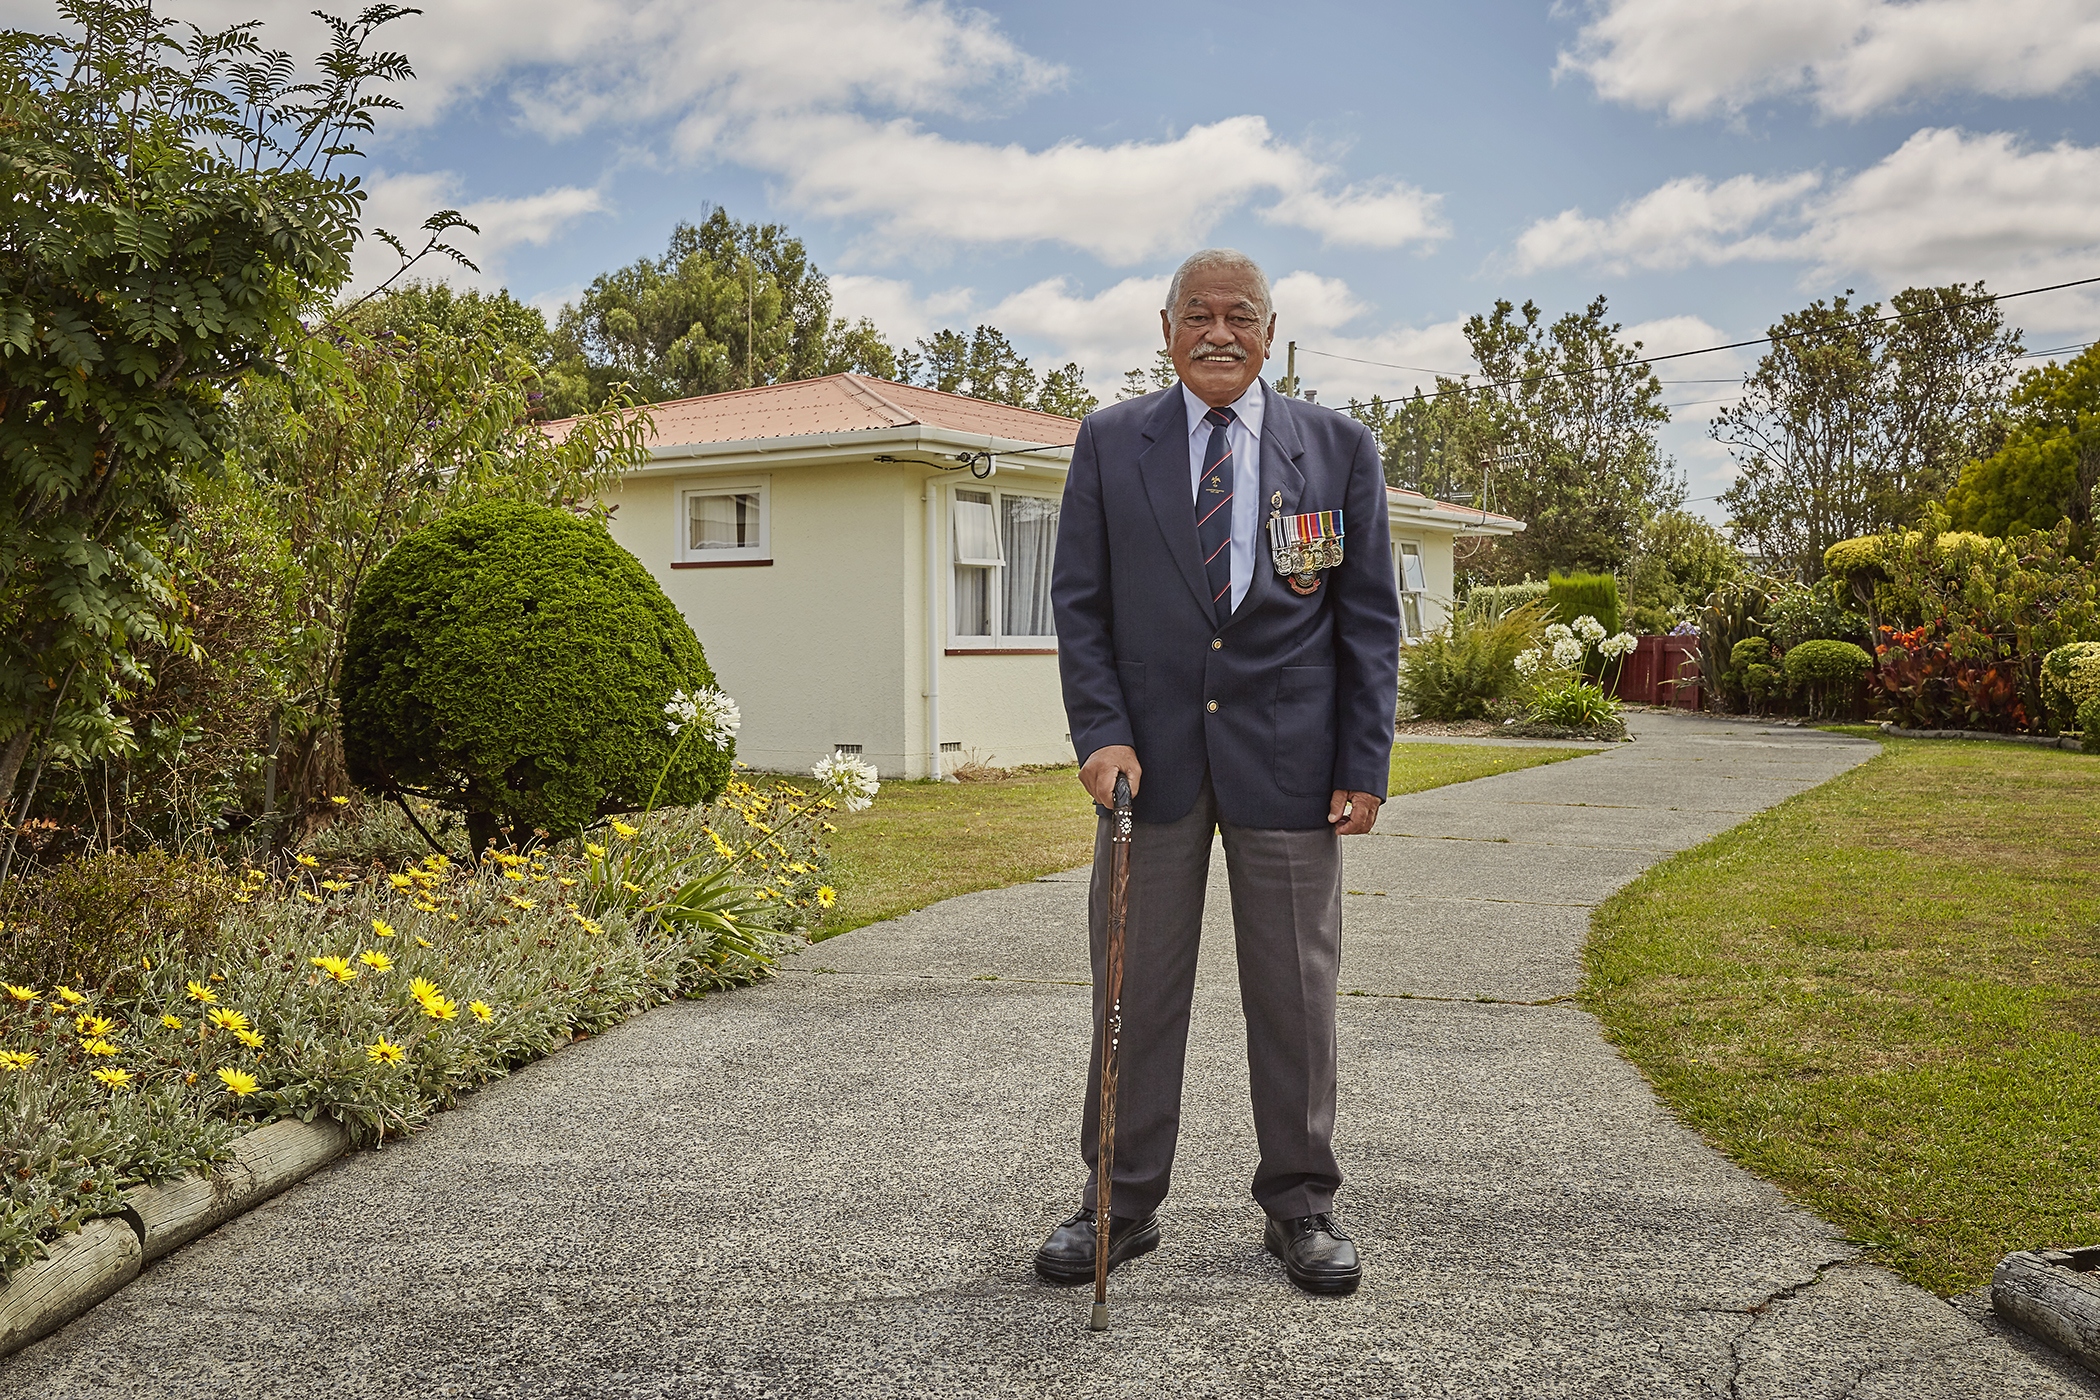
[[1192, 344, 1248, 360]]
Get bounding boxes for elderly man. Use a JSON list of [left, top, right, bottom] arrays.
[[1038, 248, 1400, 1295]]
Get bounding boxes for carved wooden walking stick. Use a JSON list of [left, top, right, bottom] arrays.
[[1091, 771, 1133, 1332]]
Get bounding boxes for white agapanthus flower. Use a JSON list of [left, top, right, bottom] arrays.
[[1544, 622, 1574, 645], [1514, 648, 1544, 677], [664, 687, 741, 749], [814, 751, 881, 813], [1551, 636, 1585, 669], [1598, 631, 1638, 659], [1572, 614, 1607, 645]]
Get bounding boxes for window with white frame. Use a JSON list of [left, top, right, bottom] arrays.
[[951, 487, 1060, 644], [677, 479, 769, 563], [1394, 538, 1426, 640]]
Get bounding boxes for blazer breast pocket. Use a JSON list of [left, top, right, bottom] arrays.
[[1273, 665, 1337, 795]]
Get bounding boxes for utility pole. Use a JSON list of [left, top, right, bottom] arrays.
[[1284, 341, 1297, 397], [745, 260, 754, 390]]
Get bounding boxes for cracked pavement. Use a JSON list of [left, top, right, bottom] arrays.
[[5, 712, 2095, 1397]]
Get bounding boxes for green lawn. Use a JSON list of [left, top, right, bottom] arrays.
[[1585, 739, 2100, 1295], [815, 742, 1594, 937]]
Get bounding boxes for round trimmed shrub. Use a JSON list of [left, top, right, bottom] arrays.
[[1783, 638, 1872, 719], [2040, 641, 2100, 732], [340, 500, 731, 849]]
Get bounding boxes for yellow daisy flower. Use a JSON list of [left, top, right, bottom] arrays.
[[610, 819, 639, 840], [298, 891, 321, 905], [75, 1013, 115, 1038], [388, 874, 413, 890], [469, 1001, 493, 1023], [310, 956, 358, 984], [358, 950, 392, 972], [584, 842, 607, 858], [91, 1067, 132, 1090], [232, 1028, 266, 1050], [707, 830, 736, 861], [0, 1050, 38, 1071], [2, 983, 37, 1003], [622, 881, 644, 894], [415, 937, 433, 948], [206, 1008, 251, 1033], [413, 901, 437, 913], [330, 795, 350, 805], [505, 895, 534, 909], [816, 886, 837, 909], [55, 985, 88, 1006], [501, 867, 526, 882], [372, 919, 396, 939], [217, 1067, 260, 1096], [184, 981, 217, 1005], [161, 1014, 183, 1029], [366, 1039, 405, 1065], [295, 854, 319, 867], [558, 877, 577, 887], [408, 977, 443, 1004], [319, 879, 351, 892], [419, 994, 459, 1021]]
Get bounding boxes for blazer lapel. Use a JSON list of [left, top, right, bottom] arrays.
[[1226, 379, 1307, 625], [1135, 388, 1212, 616]]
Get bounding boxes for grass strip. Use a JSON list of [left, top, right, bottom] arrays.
[[816, 742, 1595, 938], [1585, 738, 2100, 1295]]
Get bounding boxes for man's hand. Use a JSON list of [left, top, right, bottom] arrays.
[[1080, 745, 1142, 808], [1328, 789, 1381, 835]]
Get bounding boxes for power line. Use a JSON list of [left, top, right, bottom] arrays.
[[1304, 272, 2100, 406]]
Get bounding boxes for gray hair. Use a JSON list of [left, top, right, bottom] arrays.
[[1163, 248, 1273, 323]]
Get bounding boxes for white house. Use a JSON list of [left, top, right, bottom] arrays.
[[577, 374, 1523, 779]]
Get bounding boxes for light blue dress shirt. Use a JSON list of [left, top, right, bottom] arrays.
[[1181, 378, 1265, 615]]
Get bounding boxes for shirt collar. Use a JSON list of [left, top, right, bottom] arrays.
[[1181, 377, 1266, 443]]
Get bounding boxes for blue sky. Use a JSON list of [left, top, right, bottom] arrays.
[[25, 0, 2100, 508]]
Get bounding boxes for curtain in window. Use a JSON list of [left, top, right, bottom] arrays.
[[952, 491, 1001, 565], [1001, 494, 1059, 637], [953, 565, 991, 636], [690, 492, 758, 550]]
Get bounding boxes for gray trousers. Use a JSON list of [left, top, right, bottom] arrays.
[[1079, 774, 1343, 1222]]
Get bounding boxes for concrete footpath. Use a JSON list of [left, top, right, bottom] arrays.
[[5, 712, 2094, 1398]]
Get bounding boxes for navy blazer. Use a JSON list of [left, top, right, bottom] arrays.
[[1052, 380, 1401, 829]]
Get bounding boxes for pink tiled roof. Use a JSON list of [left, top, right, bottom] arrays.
[[545, 373, 1082, 450], [1387, 484, 1525, 529]]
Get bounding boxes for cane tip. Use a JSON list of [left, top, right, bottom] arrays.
[[1089, 1303, 1109, 1331]]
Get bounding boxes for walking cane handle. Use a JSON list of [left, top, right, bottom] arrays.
[[1112, 772, 1131, 815]]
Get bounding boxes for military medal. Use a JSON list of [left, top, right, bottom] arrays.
[[1266, 507, 1344, 595]]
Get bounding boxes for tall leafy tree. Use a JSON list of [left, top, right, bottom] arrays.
[[1459, 297, 1679, 581], [1718, 284, 2021, 579], [0, 0, 422, 833], [1945, 342, 2100, 544], [544, 209, 896, 414], [900, 325, 1097, 417]]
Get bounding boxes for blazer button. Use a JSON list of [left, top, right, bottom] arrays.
[[1211, 639, 1222, 650], [1206, 701, 1218, 712]]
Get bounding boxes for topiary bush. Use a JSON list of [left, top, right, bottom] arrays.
[[1545, 571, 1619, 637], [2040, 642, 2100, 733], [1729, 636, 1785, 714], [2081, 694, 2100, 754], [340, 501, 732, 851], [1783, 638, 1873, 719]]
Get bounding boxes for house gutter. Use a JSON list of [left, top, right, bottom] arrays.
[[924, 479, 947, 782], [625, 426, 1074, 477]]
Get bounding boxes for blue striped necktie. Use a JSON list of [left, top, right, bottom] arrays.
[[1197, 405, 1236, 622]]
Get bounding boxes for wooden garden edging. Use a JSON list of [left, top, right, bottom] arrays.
[[1879, 722, 2086, 751], [0, 1115, 349, 1359], [1994, 1248, 2100, 1374]]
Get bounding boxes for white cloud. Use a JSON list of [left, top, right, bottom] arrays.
[[1513, 172, 1821, 274], [1558, 0, 2100, 119], [1509, 128, 2100, 333], [40, 0, 1443, 265], [352, 172, 607, 294]]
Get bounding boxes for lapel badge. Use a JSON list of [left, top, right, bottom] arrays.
[[1267, 509, 1345, 596]]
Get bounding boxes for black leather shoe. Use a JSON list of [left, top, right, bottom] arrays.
[[1264, 1212, 1362, 1295], [1033, 1206, 1160, 1286]]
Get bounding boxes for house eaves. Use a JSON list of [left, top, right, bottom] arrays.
[[624, 425, 1074, 477]]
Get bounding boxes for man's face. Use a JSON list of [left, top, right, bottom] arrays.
[[1161, 268, 1276, 407]]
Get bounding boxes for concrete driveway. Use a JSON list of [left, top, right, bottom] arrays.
[[6, 712, 2092, 1398]]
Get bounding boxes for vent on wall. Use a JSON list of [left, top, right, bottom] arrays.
[[940, 742, 961, 753], [833, 743, 863, 755]]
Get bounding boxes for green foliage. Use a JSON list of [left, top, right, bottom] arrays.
[[2040, 642, 2100, 732], [1624, 510, 1742, 633], [355, 281, 551, 369], [1460, 580, 1550, 621], [1526, 678, 1621, 728], [1398, 599, 1551, 721], [0, 0, 417, 823], [1545, 572, 1620, 637], [0, 848, 229, 989], [1784, 639, 1873, 718], [1823, 535, 1887, 604], [1698, 581, 1772, 714], [1945, 343, 2100, 540], [899, 325, 1098, 417], [1116, 349, 1178, 402], [340, 502, 730, 846], [1717, 284, 2021, 580], [543, 210, 896, 415], [2081, 695, 2100, 753]]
